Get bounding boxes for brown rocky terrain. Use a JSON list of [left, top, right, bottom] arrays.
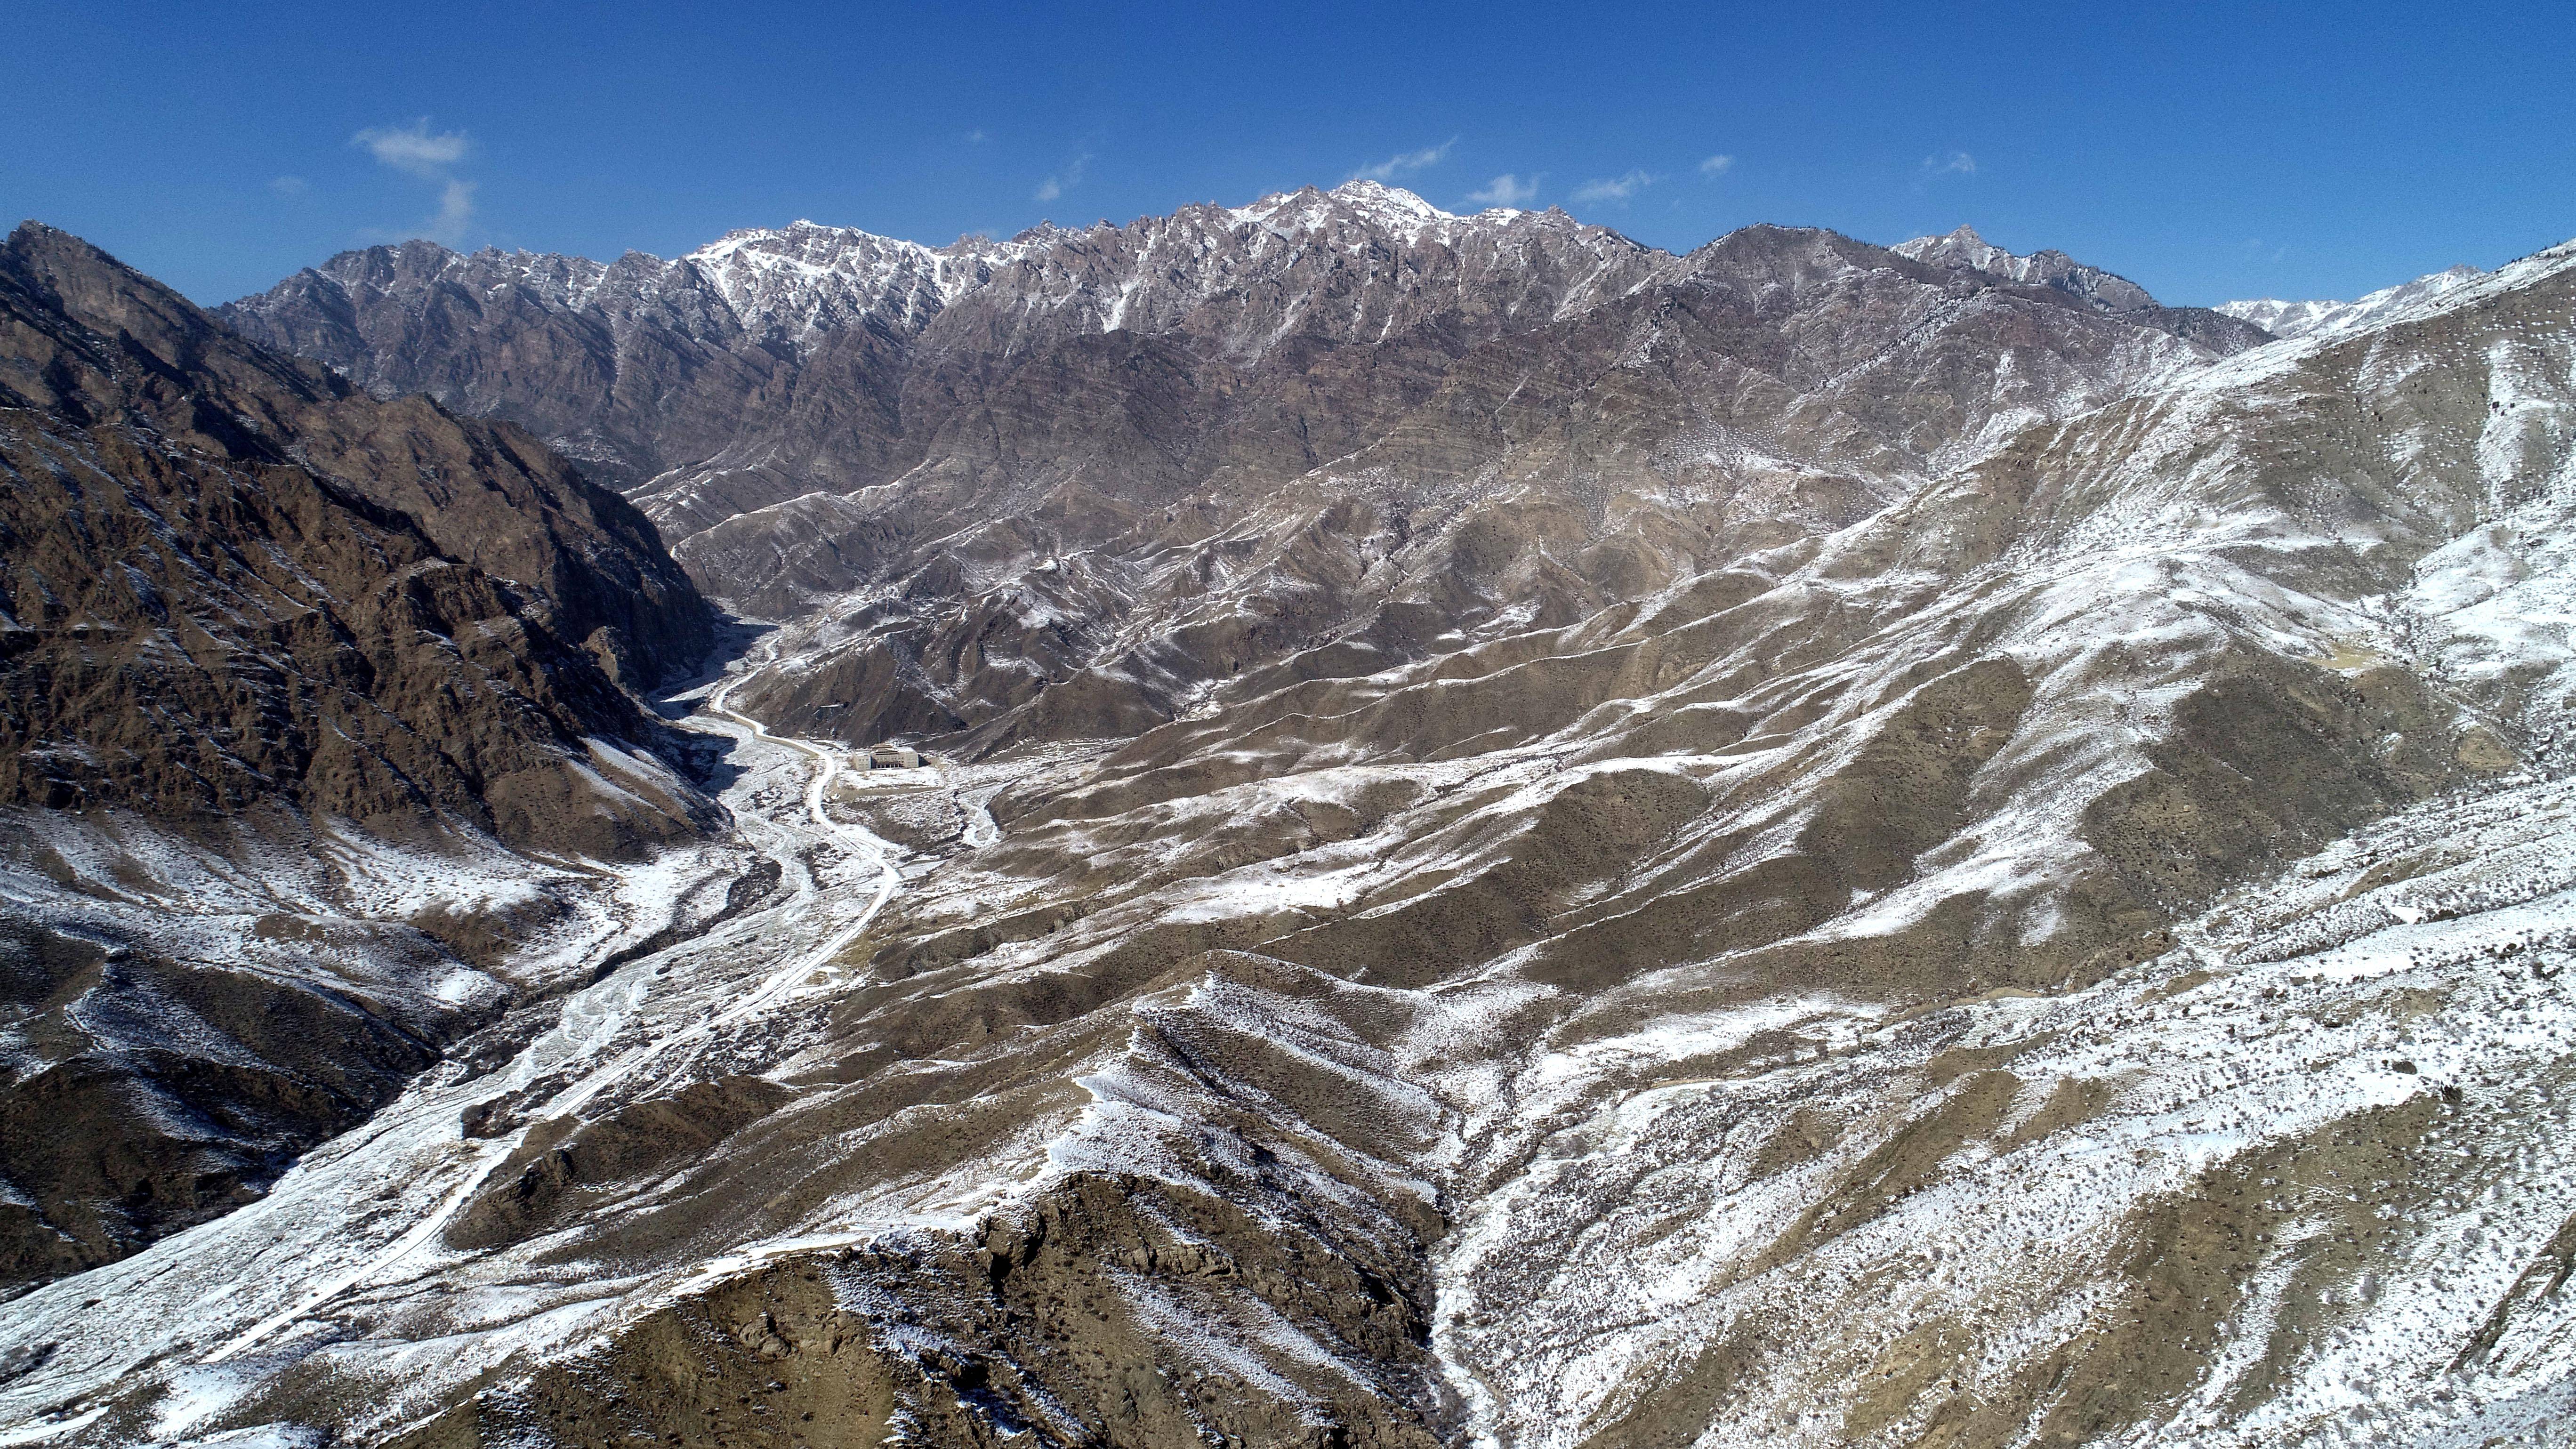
[[1, 200, 2572, 1449], [16, 223, 711, 687]]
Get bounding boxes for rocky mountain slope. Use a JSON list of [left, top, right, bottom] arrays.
[[1, 195, 2571, 1449], [0, 224, 722, 1290], [1893, 223, 2268, 354], [225, 186, 2273, 755]]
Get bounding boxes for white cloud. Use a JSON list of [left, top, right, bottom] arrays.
[[1467, 173, 1539, 207], [1571, 169, 1655, 204], [352, 119, 472, 179], [352, 118, 477, 243], [1699, 153, 1735, 177], [1920, 150, 1977, 178], [430, 180, 476, 243], [965, 129, 989, 144], [268, 175, 309, 197], [1034, 152, 1092, 204], [1350, 139, 1455, 182]]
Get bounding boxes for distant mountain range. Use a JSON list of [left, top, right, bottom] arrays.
[[223, 184, 2274, 751]]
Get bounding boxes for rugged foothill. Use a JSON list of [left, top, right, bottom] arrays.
[[0, 222, 718, 1288]]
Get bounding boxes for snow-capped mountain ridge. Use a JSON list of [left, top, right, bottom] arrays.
[[239, 185, 2265, 413], [413, 183, 1581, 357], [223, 189, 2280, 619], [1234, 178, 1457, 233], [678, 217, 1043, 339], [2218, 261, 2490, 341], [676, 181, 1645, 343]]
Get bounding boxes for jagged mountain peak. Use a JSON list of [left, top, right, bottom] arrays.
[[1891, 222, 2005, 267], [1220, 179, 1583, 247], [1220, 180, 1449, 243], [219, 189, 2279, 530], [1922, 221, 1994, 252], [1319, 177, 1457, 231], [677, 217, 1031, 336], [268, 236, 612, 313], [683, 214, 1033, 267], [1895, 222, 2160, 313], [1006, 218, 1079, 242], [242, 180, 1643, 361]]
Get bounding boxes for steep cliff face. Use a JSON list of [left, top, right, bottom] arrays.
[[14, 224, 711, 687], [0, 224, 717, 842], [0, 224, 727, 1290]]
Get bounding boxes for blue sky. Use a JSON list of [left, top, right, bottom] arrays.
[[6, 0, 2571, 307]]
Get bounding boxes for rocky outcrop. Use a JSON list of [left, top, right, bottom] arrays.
[[0, 890, 495, 1289]]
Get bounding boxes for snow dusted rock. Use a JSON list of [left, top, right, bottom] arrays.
[[1895, 222, 2164, 314], [2219, 263, 2489, 341], [1895, 222, 2274, 353], [683, 219, 1021, 344], [305, 194, 2268, 757]]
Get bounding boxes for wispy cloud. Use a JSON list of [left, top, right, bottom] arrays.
[[268, 175, 309, 197], [1919, 150, 1977, 178], [1034, 152, 1092, 203], [964, 128, 989, 144], [353, 119, 471, 179], [1350, 139, 1456, 182], [431, 180, 475, 240], [1467, 173, 1539, 207], [1571, 169, 1656, 204], [1699, 154, 1735, 177], [353, 118, 476, 243]]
